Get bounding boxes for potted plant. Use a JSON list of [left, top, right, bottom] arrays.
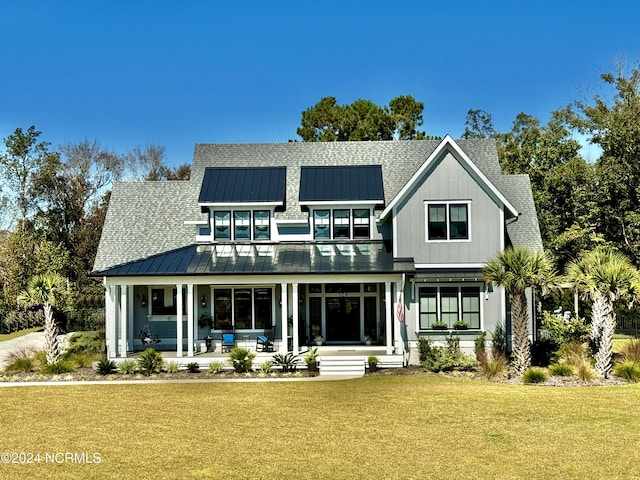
[[304, 347, 319, 373], [314, 335, 324, 346], [431, 320, 448, 330], [367, 355, 379, 372], [453, 320, 468, 330]]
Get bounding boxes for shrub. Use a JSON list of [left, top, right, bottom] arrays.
[[541, 312, 590, 347], [165, 361, 180, 373], [186, 362, 200, 373], [259, 360, 274, 373], [118, 359, 138, 374], [478, 353, 508, 380], [575, 358, 597, 383], [64, 351, 98, 368], [65, 333, 104, 355], [492, 322, 507, 358], [417, 337, 431, 362], [548, 363, 574, 377], [367, 355, 379, 366], [531, 337, 558, 367], [208, 361, 225, 374], [613, 360, 640, 382], [620, 339, 640, 363], [3, 346, 37, 373], [95, 358, 118, 375], [557, 340, 589, 366], [138, 348, 164, 376], [272, 352, 299, 373], [522, 366, 548, 384], [474, 331, 487, 362], [228, 347, 255, 373], [421, 334, 476, 373], [41, 359, 76, 374]]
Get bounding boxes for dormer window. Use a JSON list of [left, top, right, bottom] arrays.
[[214, 211, 231, 240], [313, 208, 371, 240], [212, 209, 271, 241]]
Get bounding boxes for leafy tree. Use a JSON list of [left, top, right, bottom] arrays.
[[389, 95, 426, 140], [497, 112, 599, 267], [483, 246, 557, 375], [565, 248, 640, 378], [17, 273, 67, 364], [462, 109, 497, 139], [0, 126, 59, 229], [560, 62, 640, 263], [297, 95, 426, 142]]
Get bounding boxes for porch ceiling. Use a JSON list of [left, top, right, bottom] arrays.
[[92, 242, 415, 277]]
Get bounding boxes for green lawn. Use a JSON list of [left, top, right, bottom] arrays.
[[1, 375, 639, 479], [0, 327, 42, 342]]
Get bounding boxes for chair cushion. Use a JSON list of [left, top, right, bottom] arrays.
[[223, 333, 235, 343], [257, 335, 268, 343]]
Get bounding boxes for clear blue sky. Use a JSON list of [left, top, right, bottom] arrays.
[[1, 0, 638, 166]]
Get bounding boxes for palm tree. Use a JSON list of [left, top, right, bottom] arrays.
[[565, 248, 640, 378], [17, 273, 66, 364], [483, 246, 557, 375]]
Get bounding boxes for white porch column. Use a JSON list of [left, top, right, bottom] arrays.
[[119, 285, 128, 357], [292, 283, 299, 355], [385, 282, 393, 355], [280, 283, 288, 353], [127, 289, 135, 352], [176, 284, 183, 357], [394, 282, 404, 355], [187, 284, 194, 357], [105, 283, 117, 358]]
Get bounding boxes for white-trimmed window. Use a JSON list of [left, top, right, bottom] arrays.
[[418, 285, 480, 330], [214, 211, 231, 240], [212, 209, 271, 241], [313, 208, 372, 240], [212, 287, 273, 330], [426, 202, 470, 241]]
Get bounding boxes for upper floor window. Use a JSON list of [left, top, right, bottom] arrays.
[[214, 211, 231, 240], [213, 209, 271, 241], [313, 208, 371, 240], [426, 202, 469, 241]]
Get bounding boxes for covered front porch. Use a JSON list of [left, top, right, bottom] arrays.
[[104, 278, 407, 360]]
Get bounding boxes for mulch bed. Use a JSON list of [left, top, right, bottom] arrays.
[[0, 364, 632, 386]]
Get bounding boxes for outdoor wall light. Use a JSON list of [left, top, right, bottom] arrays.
[[200, 295, 208, 308], [140, 295, 147, 307]]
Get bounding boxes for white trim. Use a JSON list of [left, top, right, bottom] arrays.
[[415, 263, 485, 269], [184, 220, 208, 225], [499, 208, 505, 251], [424, 200, 472, 243], [380, 135, 518, 220], [199, 201, 282, 208], [301, 200, 381, 206]]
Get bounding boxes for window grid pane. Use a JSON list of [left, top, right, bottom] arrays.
[[450, 204, 468, 240], [253, 210, 270, 240], [353, 209, 370, 239], [333, 209, 350, 238], [428, 204, 447, 240], [234, 211, 250, 240], [314, 210, 330, 239], [214, 211, 231, 240], [419, 287, 438, 330]]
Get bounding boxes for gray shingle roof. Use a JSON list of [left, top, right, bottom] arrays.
[[93, 139, 543, 273]]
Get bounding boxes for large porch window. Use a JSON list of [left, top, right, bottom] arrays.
[[151, 287, 186, 315], [212, 287, 273, 330], [418, 285, 481, 330]]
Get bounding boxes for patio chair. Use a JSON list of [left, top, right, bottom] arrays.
[[221, 330, 236, 353], [256, 335, 274, 352]]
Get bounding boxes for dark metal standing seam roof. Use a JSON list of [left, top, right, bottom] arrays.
[[299, 165, 384, 202], [92, 242, 415, 277], [198, 167, 287, 204]]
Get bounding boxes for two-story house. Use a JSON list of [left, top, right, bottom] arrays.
[[91, 135, 542, 370]]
